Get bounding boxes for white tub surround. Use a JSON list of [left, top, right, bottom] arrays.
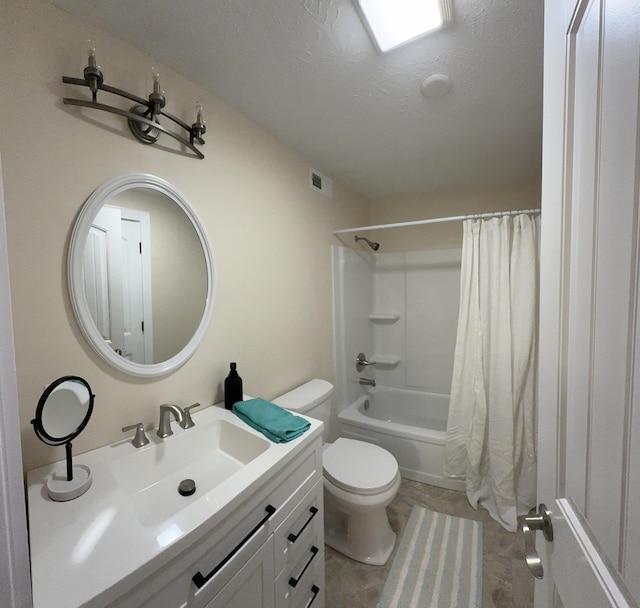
[[339, 387, 463, 492], [332, 246, 463, 488], [27, 405, 324, 608], [332, 246, 462, 405]]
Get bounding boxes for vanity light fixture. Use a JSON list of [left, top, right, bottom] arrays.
[[62, 41, 206, 159], [355, 0, 453, 53]]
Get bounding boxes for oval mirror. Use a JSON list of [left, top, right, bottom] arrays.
[[68, 174, 216, 377]]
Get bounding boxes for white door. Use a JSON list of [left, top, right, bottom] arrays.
[[119, 211, 153, 364], [84, 206, 153, 363], [84, 205, 125, 355], [535, 0, 640, 606]]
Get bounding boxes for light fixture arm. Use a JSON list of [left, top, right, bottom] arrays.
[[62, 67, 206, 159]]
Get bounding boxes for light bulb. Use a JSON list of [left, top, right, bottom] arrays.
[[86, 39, 97, 68], [151, 66, 162, 93], [195, 102, 204, 124]]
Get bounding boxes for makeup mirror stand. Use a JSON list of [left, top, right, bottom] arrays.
[[32, 376, 95, 502], [45, 441, 92, 502]]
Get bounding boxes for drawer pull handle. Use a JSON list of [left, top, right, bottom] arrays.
[[192, 504, 276, 590], [288, 546, 319, 588], [287, 506, 319, 543], [306, 584, 320, 608]]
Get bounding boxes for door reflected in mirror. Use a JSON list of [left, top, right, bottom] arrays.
[[84, 189, 207, 364], [69, 174, 215, 377]]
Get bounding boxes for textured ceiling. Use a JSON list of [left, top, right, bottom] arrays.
[[48, 0, 544, 200]]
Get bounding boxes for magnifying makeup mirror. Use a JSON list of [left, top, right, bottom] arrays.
[[32, 376, 95, 501]]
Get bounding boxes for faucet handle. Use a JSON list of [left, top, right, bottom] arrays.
[[122, 422, 150, 448], [181, 402, 202, 429], [356, 352, 375, 372]]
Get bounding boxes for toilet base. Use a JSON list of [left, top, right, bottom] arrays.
[[324, 497, 397, 565]]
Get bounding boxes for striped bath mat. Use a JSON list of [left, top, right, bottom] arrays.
[[377, 506, 483, 608]]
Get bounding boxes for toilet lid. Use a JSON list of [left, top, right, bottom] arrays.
[[323, 438, 398, 495]]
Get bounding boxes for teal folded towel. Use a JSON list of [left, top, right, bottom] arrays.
[[233, 398, 310, 443]]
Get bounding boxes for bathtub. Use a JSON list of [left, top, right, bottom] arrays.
[[338, 386, 464, 491]]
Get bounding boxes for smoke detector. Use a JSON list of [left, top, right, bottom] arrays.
[[421, 74, 453, 98]]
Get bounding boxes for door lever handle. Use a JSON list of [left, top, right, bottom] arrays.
[[518, 503, 553, 579]]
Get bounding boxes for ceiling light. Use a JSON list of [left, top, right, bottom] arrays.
[[355, 0, 452, 53]]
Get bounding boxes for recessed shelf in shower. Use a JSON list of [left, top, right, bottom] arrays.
[[368, 313, 400, 323], [371, 356, 401, 368]]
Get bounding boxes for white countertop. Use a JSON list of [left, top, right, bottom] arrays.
[[26, 404, 322, 608]]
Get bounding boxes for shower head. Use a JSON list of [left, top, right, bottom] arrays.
[[355, 235, 380, 251]]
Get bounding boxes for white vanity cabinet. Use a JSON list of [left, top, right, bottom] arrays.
[[104, 436, 325, 608], [27, 408, 325, 608]]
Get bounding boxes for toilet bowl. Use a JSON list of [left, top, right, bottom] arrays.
[[272, 380, 400, 565], [322, 438, 400, 565]]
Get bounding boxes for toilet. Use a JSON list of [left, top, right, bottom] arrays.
[[272, 379, 401, 565]]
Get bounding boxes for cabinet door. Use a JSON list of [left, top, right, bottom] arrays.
[[205, 537, 275, 608]]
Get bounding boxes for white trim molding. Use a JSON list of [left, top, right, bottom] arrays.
[[0, 152, 32, 606]]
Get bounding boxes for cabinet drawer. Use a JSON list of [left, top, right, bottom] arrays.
[[276, 556, 324, 608], [189, 508, 276, 606], [274, 480, 323, 578], [122, 501, 277, 608], [275, 535, 323, 608], [266, 447, 320, 534]]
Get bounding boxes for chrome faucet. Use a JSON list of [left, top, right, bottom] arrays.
[[157, 404, 185, 439], [359, 377, 376, 387]]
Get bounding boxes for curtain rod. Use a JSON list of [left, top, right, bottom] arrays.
[[332, 208, 541, 235]]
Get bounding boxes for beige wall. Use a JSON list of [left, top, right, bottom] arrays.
[[0, 0, 370, 471], [0, 0, 541, 472], [360, 179, 541, 252]]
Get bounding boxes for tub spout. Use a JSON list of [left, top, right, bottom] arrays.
[[359, 377, 376, 387]]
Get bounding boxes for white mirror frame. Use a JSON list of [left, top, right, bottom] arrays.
[[68, 173, 216, 377]]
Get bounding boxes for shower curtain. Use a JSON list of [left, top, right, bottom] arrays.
[[444, 214, 538, 532]]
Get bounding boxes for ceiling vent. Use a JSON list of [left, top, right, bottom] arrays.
[[310, 169, 333, 199]]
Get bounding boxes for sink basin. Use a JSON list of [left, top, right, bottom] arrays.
[[111, 419, 270, 527]]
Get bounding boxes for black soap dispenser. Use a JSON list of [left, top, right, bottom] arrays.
[[224, 362, 243, 410]]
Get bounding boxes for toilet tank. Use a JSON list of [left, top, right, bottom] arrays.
[[272, 379, 333, 442]]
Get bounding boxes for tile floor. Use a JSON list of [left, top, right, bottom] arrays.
[[324, 479, 534, 607]]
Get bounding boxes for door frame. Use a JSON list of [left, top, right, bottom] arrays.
[[537, 0, 569, 602], [0, 153, 32, 606]]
